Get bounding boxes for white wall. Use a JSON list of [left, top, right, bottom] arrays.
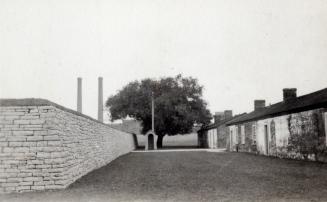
[[207, 128, 218, 149], [256, 115, 290, 155], [228, 126, 238, 151]]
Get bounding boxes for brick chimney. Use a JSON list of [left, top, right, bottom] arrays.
[[214, 112, 224, 124], [254, 100, 265, 111], [283, 88, 297, 102], [224, 110, 233, 119]]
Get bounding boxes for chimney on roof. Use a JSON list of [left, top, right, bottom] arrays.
[[283, 88, 297, 102], [214, 112, 224, 124], [254, 100, 265, 111], [224, 110, 233, 119]]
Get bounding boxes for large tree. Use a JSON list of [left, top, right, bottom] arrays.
[[106, 74, 212, 148]]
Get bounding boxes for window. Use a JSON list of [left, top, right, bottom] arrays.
[[241, 125, 245, 144]]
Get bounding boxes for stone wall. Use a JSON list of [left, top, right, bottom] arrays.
[[234, 122, 256, 153], [198, 123, 230, 149], [228, 109, 327, 162], [0, 99, 136, 193], [217, 125, 228, 148]]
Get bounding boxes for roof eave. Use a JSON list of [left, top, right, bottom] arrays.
[[226, 101, 327, 126]]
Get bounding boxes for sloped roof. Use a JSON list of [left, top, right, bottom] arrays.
[[226, 88, 327, 126], [198, 113, 246, 132]]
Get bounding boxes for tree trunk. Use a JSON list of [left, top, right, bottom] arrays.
[[157, 134, 165, 149]]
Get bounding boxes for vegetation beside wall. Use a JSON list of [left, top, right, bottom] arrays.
[[287, 110, 326, 161]]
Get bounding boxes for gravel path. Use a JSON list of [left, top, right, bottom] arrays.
[[1, 151, 327, 202]]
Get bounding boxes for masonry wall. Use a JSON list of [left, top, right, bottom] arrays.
[[235, 122, 256, 153], [198, 123, 230, 149], [207, 128, 218, 148], [256, 109, 327, 161], [256, 115, 290, 156], [228, 108, 327, 162], [217, 124, 229, 148], [0, 102, 135, 193]]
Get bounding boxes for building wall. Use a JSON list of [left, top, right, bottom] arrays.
[[256, 115, 290, 156], [198, 128, 217, 149], [198, 130, 207, 148], [228, 108, 327, 162], [228, 125, 237, 151], [240, 122, 256, 152], [228, 122, 256, 152], [0, 105, 135, 193], [207, 128, 218, 148], [217, 124, 228, 148], [198, 123, 230, 149]]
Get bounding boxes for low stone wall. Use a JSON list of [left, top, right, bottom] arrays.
[[0, 99, 136, 193]]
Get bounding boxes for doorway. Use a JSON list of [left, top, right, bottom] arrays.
[[148, 134, 154, 150], [264, 125, 269, 155]]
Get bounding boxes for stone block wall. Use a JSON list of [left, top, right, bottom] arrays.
[[0, 99, 136, 193]]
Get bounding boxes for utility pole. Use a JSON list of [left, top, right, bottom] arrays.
[[151, 91, 154, 132]]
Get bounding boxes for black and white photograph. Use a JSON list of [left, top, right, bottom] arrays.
[[1, 0, 327, 201]]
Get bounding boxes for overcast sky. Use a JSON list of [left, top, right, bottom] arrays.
[[1, 0, 327, 122]]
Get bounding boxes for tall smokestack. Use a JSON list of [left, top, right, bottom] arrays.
[[98, 77, 103, 122], [77, 77, 82, 113]]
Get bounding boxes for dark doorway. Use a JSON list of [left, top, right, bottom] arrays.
[[264, 125, 269, 155], [148, 134, 154, 150]]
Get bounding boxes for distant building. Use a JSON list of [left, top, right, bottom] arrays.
[[226, 88, 327, 162], [198, 110, 234, 149]]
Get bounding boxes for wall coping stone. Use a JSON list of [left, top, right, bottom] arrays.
[[0, 98, 124, 132]]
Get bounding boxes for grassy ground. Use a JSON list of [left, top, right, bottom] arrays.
[[1, 151, 327, 202]]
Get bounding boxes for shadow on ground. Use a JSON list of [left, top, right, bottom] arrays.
[[1, 151, 327, 202]]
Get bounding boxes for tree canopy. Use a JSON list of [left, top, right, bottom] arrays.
[[106, 74, 212, 148]]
